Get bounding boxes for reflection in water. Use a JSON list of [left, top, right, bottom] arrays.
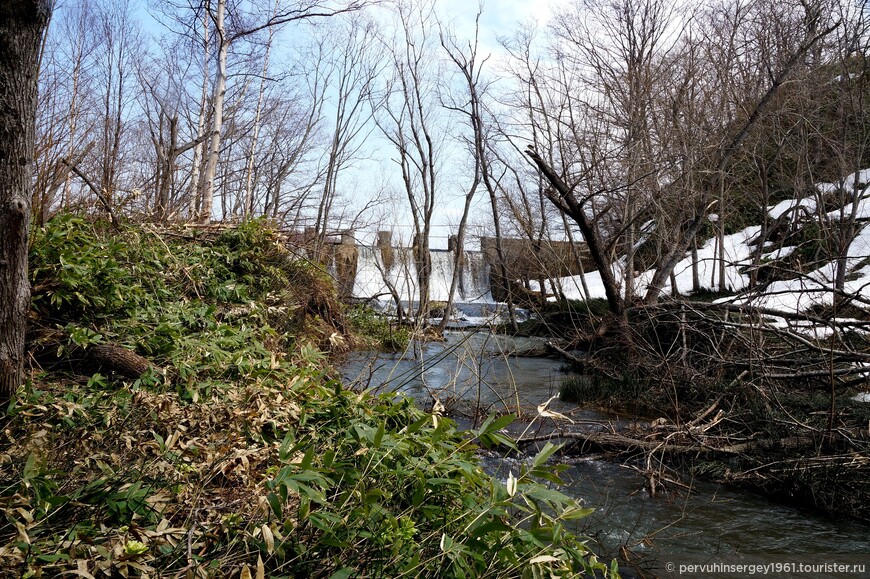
[[340, 332, 870, 574]]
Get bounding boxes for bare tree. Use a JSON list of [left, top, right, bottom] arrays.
[[32, 0, 99, 225], [376, 0, 444, 320], [94, 0, 139, 217], [521, 0, 839, 323], [188, 1, 211, 219], [436, 11, 486, 331], [59, 0, 98, 213], [640, 3, 839, 305], [195, 0, 368, 224], [261, 91, 326, 220], [241, 0, 280, 219], [138, 50, 209, 221], [310, 15, 383, 259]]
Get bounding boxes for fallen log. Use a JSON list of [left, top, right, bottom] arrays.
[[89, 344, 157, 379], [516, 430, 816, 456], [546, 341, 587, 366]]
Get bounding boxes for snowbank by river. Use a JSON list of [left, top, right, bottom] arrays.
[[533, 171, 870, 327]]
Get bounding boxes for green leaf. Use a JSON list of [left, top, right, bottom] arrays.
[[406, 415, 430, 434], [322, 449, 336, 468], [373, 420, 385, 448], [529, 442, 561, 469], [23, 452, 38, 479], [469, 518, 513, 539], [298, 497, 310, 520], [485, 413, 516, 433], [559, 505, 595, 521], [299, 447, 315, 470], [278, 432, 295, 462], [267, 492, 283, 519]]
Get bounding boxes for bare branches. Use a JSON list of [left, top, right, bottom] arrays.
[[225, 1, 369, 43], [60, 157, 119, 228]]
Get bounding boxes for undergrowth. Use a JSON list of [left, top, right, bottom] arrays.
[[347, 305, 410, 352], [0, 215, 614, 578]]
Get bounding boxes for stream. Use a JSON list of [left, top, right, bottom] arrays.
[[341, 331, 870, 576]]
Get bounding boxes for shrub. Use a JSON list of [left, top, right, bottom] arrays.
[[30, 215, 152, 320], [559, 373, 643, 405], [347, 304, 410, 351]]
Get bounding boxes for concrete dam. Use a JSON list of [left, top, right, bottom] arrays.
[[321, 232, 595, 305]]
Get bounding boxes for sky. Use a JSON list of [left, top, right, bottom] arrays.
[[129, 0, 572, 245], [441, 0, 560, 46], [344, 0, 571, 248]]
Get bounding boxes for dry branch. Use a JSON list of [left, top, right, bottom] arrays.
[[516, 430, 817, 456]]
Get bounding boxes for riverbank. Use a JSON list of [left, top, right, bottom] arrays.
[[341, 330, 870, 576], [498, 298, 870, 523], [0, 217, 613, 577]]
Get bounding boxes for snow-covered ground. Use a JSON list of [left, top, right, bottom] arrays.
[[531, 225, 761, 301], [534, 171, 870, 322]]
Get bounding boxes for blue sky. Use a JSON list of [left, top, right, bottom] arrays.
[[348, 0, 569, 248], [128, 0, 569, 243]]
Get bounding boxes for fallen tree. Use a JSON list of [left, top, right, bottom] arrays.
[[517, 430, 818, 457]]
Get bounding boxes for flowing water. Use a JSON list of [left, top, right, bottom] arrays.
[[341, 331, 870, 576], [353, 247, 493, 304]]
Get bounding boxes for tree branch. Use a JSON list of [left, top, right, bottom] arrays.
[[61, 158, 120, 229]]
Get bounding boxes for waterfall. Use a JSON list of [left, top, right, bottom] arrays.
[[460, 251, 493, 302], [352, 246, 493, 305], [353, 246, 417, 303], [429, 250, 454, 302]]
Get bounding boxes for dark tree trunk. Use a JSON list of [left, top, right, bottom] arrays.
[[525, 148, 626, 317], [0, 0, 50, 408]]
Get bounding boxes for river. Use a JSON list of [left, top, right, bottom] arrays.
[[340, 331, 870, 577]]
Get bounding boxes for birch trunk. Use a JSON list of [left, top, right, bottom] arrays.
[[189, 7, 210, 219], [200, 0, 226, 224], [242, 0, 278, 219]]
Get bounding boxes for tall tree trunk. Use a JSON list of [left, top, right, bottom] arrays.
[[154, 115, 178, 220], [749, 162, 770, 289], [99, 5, 128, 214], [436, 189, 476, 333], [189, 6, 210, 220], [243, 0, 278, 220], [200, 0, 226, 224], [563, 215, 592, 301], [0, 0, 49, 408], [717, 171, 726, 291], [62, 34, 83, 212], [526, 148, 626, 318]]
